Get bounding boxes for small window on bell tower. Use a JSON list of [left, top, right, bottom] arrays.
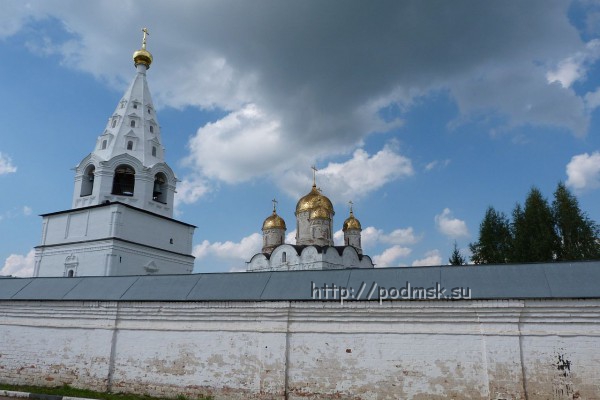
[[152, 146, 157, 157], [150, 125, 154, 133], [101, 140, 107, 150], [130, 120, 135, 128], [127, 141, 133, 150]]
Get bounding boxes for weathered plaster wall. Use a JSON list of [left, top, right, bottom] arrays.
[[1, 300, 599, 400]]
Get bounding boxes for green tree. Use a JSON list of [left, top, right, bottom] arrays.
[[449, 241, 467, 265], [469, 207, 512, 264], [553, 182, 600, 261], [511, 187, 558, 262]]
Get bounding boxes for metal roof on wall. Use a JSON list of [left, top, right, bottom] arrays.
[[0, 261, 599, 302]]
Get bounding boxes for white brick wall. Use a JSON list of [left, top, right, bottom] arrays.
[[1, 299, 599, 399]]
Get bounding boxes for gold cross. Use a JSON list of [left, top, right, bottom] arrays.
[[272, 198, 278, 212], [141, 27, 150, 49], [311, 165, 318, 186], [348, 200, 354, 213]]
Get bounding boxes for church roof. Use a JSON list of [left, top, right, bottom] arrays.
[[91, 32, 163, 167], [2, 261, 600, 301], [39, 201, 196, 228]]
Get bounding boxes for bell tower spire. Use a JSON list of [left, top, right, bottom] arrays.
[[71, 28, 176, 218]]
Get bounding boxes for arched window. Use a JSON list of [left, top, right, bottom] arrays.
[[127, 141, 133, 150], [101, 140, 107, 150], [152, 146, 157, 157], [67, 270, 74, 278], [80, 165, 95, 197], [112, 165, 135, 196], [282, 252, 287, 262], [130, 120, 135, 127], [153, 173, 167, 203], [111, 119, 117, 128], [149, 125, 154, 133]]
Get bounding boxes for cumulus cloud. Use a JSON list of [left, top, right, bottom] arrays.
[[412, 250, 442, 267], [315, 144, 414, 203], [566, 151, 600, 191], [0, 152, 17, 175], [174, 175, 211, 208], [373, 245, 412, 268], [1, 250, 35, 277], [361, 226, 420, 250], [193, 233, 262, 261], [546, 39, 600, 88], [435, 208, 469, 238], [0, 1, 594, 203]]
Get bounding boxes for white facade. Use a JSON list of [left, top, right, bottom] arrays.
[[247, 243, 373, 272], [34, 203, 195, 277], [249, 184, 372, 271], [1, 298, 599, 399], [34, 38, 196, 277]]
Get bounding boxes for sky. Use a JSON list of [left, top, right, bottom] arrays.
[[2, 0, 600, 276]]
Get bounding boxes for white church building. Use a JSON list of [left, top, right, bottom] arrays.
[[247, 175, 374, 271], [33, 30, 195, 277]]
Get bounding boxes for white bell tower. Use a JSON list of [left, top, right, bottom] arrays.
[[34, 29, 196, 277]]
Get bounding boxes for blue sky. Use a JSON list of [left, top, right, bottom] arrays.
[[1, 1, 600, 275]]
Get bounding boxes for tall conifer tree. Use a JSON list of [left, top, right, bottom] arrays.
[[553, 182, 600, 261], [469, 207, 512, 264], [511, 187, 558, 262]]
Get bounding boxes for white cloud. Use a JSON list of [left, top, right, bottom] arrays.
[[185, 104, 288, 184], [193, 233, 262, 261], [285, 230, 296, 245], [373, 245, 412, 268], [174, 175, 211, 207], [546, 39, 600, 88], [22, 206, 32, 216], [425, 159, 451, 172], [566, 151, 600, 191], [0, 1, 592, 201], [435, 208, 469, 238], [412, 250, 442, 267], [0, 152, 17, 175], [1, 250, 35, 277], [361, 226, 420, 250], [315, 144, 414, 203]]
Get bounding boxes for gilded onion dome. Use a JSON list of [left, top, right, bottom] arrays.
[[310, 206, 330, 220], [133, 28, 153, 68], [262, 211, 286, 230], [343, 209, 362, 231], [295, 185, 334, 215]]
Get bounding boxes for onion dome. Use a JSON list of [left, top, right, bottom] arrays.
[[296, 185, 334, 215], [343, 208, 362, 231], [133, 28, 153, 68], [262, 211, 286, 230], [310, 206, 330, 220]]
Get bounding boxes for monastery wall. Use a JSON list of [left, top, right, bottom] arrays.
[[1, 299, 599, 400]]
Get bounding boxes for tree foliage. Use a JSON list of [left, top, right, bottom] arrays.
[[469, 207, 512, 264], [469, 184, 600, 264], [511, 187, 558, 262], [553, 182, 600, 261], [448, 241, 467, 265]]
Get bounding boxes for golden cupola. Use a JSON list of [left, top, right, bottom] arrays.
[[133, 27, 153, 68], [295, 184, 334, 216], [343, 207, 362, 231], [262, 209, 287, 231]]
